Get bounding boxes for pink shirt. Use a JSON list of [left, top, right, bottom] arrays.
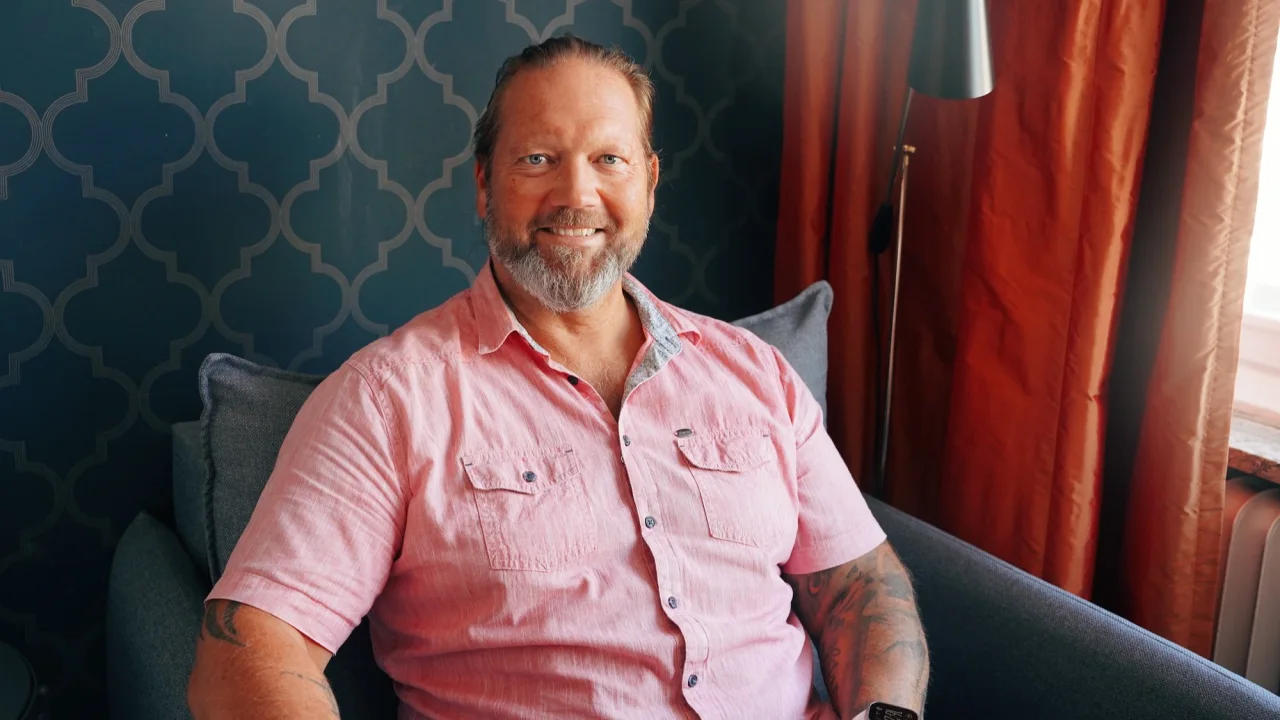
[[210, 264, 886, 719]]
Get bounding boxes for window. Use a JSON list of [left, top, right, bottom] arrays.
[[1234, 55, 1280, 426]]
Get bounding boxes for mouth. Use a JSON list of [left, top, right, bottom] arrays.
[[539, 227, 604, 238]]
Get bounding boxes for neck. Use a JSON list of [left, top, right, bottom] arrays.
[[490, 261, 638, 360]]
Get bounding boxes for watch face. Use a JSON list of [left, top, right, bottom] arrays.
[[869, 702, 919, 720]]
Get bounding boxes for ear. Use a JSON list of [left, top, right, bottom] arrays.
[[474, 160, 488, 218], [647, 153, 660, 209]]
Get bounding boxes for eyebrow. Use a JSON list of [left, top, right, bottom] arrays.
[[505, 128, 641, 153]]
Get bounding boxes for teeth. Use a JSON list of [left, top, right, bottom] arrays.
[[547, 228, 597, 237]]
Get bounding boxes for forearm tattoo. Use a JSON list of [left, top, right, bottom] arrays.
[[200, 599, 246, 648], [282, 670, 341, 717], [796, 546, 929, 714]]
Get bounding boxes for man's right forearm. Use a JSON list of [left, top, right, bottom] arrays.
[[188, 600, 341, 719]]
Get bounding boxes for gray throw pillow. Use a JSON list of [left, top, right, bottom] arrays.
[[732, 280, 832, 418], [198, 353, 323, 579]]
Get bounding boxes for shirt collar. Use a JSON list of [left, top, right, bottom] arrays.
[[471, 260, 702, 357], [472, 261, 524, 356], [621, 274, 701, 355]]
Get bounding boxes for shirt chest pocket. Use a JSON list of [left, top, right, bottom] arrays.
[[462, 447, 597, 572], [677, 430, 791, 548]]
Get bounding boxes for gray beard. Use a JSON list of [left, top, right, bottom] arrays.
[[485, 208, 647, 313]]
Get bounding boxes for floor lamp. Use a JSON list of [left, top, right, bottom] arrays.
[[868, 0, 995, 498]]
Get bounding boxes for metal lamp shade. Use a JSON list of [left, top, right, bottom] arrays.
[[908, 0, 995, 100]]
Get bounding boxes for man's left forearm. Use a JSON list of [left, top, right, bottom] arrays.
[[791, 544, 930, 718]]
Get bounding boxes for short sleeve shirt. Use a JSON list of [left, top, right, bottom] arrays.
[[209, 265, 886, 719]]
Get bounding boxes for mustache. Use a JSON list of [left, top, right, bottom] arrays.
[[530, 208, 616, 232]]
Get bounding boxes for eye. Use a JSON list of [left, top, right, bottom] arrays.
[[523, 154, 548, 166], [600, 154, 622, 165]]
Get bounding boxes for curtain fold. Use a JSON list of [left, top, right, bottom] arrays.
[[777, 0, 1280, 656], [776, 0, 918, 490], [940, 0, 1162, 596], [1123, 0, 1280, 655]]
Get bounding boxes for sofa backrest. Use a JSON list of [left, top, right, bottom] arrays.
[[172, 420, 208, 571]]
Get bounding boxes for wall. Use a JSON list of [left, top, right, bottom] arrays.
[[0, 0, 786, 715]]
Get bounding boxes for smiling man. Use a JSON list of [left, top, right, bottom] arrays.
[[187, 36, 929, 720]]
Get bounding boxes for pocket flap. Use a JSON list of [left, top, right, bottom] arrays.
[[463, 447, 579, 495], [677, 431, 773, 472]]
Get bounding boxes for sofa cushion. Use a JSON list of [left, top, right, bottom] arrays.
[[198, 354, 323, 579], [732, 280, 832, 419], [171, 420, 208, 570]]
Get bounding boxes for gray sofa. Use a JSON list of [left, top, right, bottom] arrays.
[[106, 283, 1280, 719], [108, 427, 1280, 720]]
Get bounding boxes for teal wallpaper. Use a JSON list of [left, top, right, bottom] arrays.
[[0, 0, 786, 715]]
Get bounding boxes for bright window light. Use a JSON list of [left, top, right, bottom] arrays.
[[1245, 60, 1280, 320], [1234, 58, 1280, 425]]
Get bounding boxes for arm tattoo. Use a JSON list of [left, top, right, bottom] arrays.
[[199, 600, 246, 648], [282, 671, 341, 717], [792, 545, 929, 715]]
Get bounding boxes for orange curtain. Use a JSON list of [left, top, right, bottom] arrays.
[[776, 0, 1280, 656]]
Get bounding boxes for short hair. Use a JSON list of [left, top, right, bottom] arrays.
[[472, 34, 656, 179]]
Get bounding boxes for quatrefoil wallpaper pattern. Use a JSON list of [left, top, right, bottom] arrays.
[[0, 0, 785, 715]]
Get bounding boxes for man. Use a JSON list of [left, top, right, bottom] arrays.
[[187, 36, 929, 720]]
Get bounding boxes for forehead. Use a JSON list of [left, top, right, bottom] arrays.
[[495, 58, 644, 149]]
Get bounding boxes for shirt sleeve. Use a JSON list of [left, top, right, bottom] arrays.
[[207, 363, 407, 653], [774, 347, 887, 576]]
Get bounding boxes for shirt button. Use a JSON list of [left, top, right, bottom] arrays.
[[674, 428, 694, 438], [567, 375, 579, 386], [687, 674, 698, 688], [623, 435, 632, 446], [667, 596, 678, 609], [522, 471, 537, 483], [644, 516, 657, 529]]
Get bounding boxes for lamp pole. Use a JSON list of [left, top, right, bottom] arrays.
[[877, 144, 915, 495], [866, 0, 994, 499]]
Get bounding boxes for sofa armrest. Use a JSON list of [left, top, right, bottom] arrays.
[[108, 512, 209, 720], [865, 496, 1280, 719]]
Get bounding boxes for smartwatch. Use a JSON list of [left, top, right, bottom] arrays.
[[854, 702, 920, 720]]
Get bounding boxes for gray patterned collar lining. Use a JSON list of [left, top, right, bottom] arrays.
[[621, 275, 684, 398], [622, 275, 683, 355]]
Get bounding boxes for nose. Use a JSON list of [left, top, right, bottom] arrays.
[[547, 156, 602, 210]]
